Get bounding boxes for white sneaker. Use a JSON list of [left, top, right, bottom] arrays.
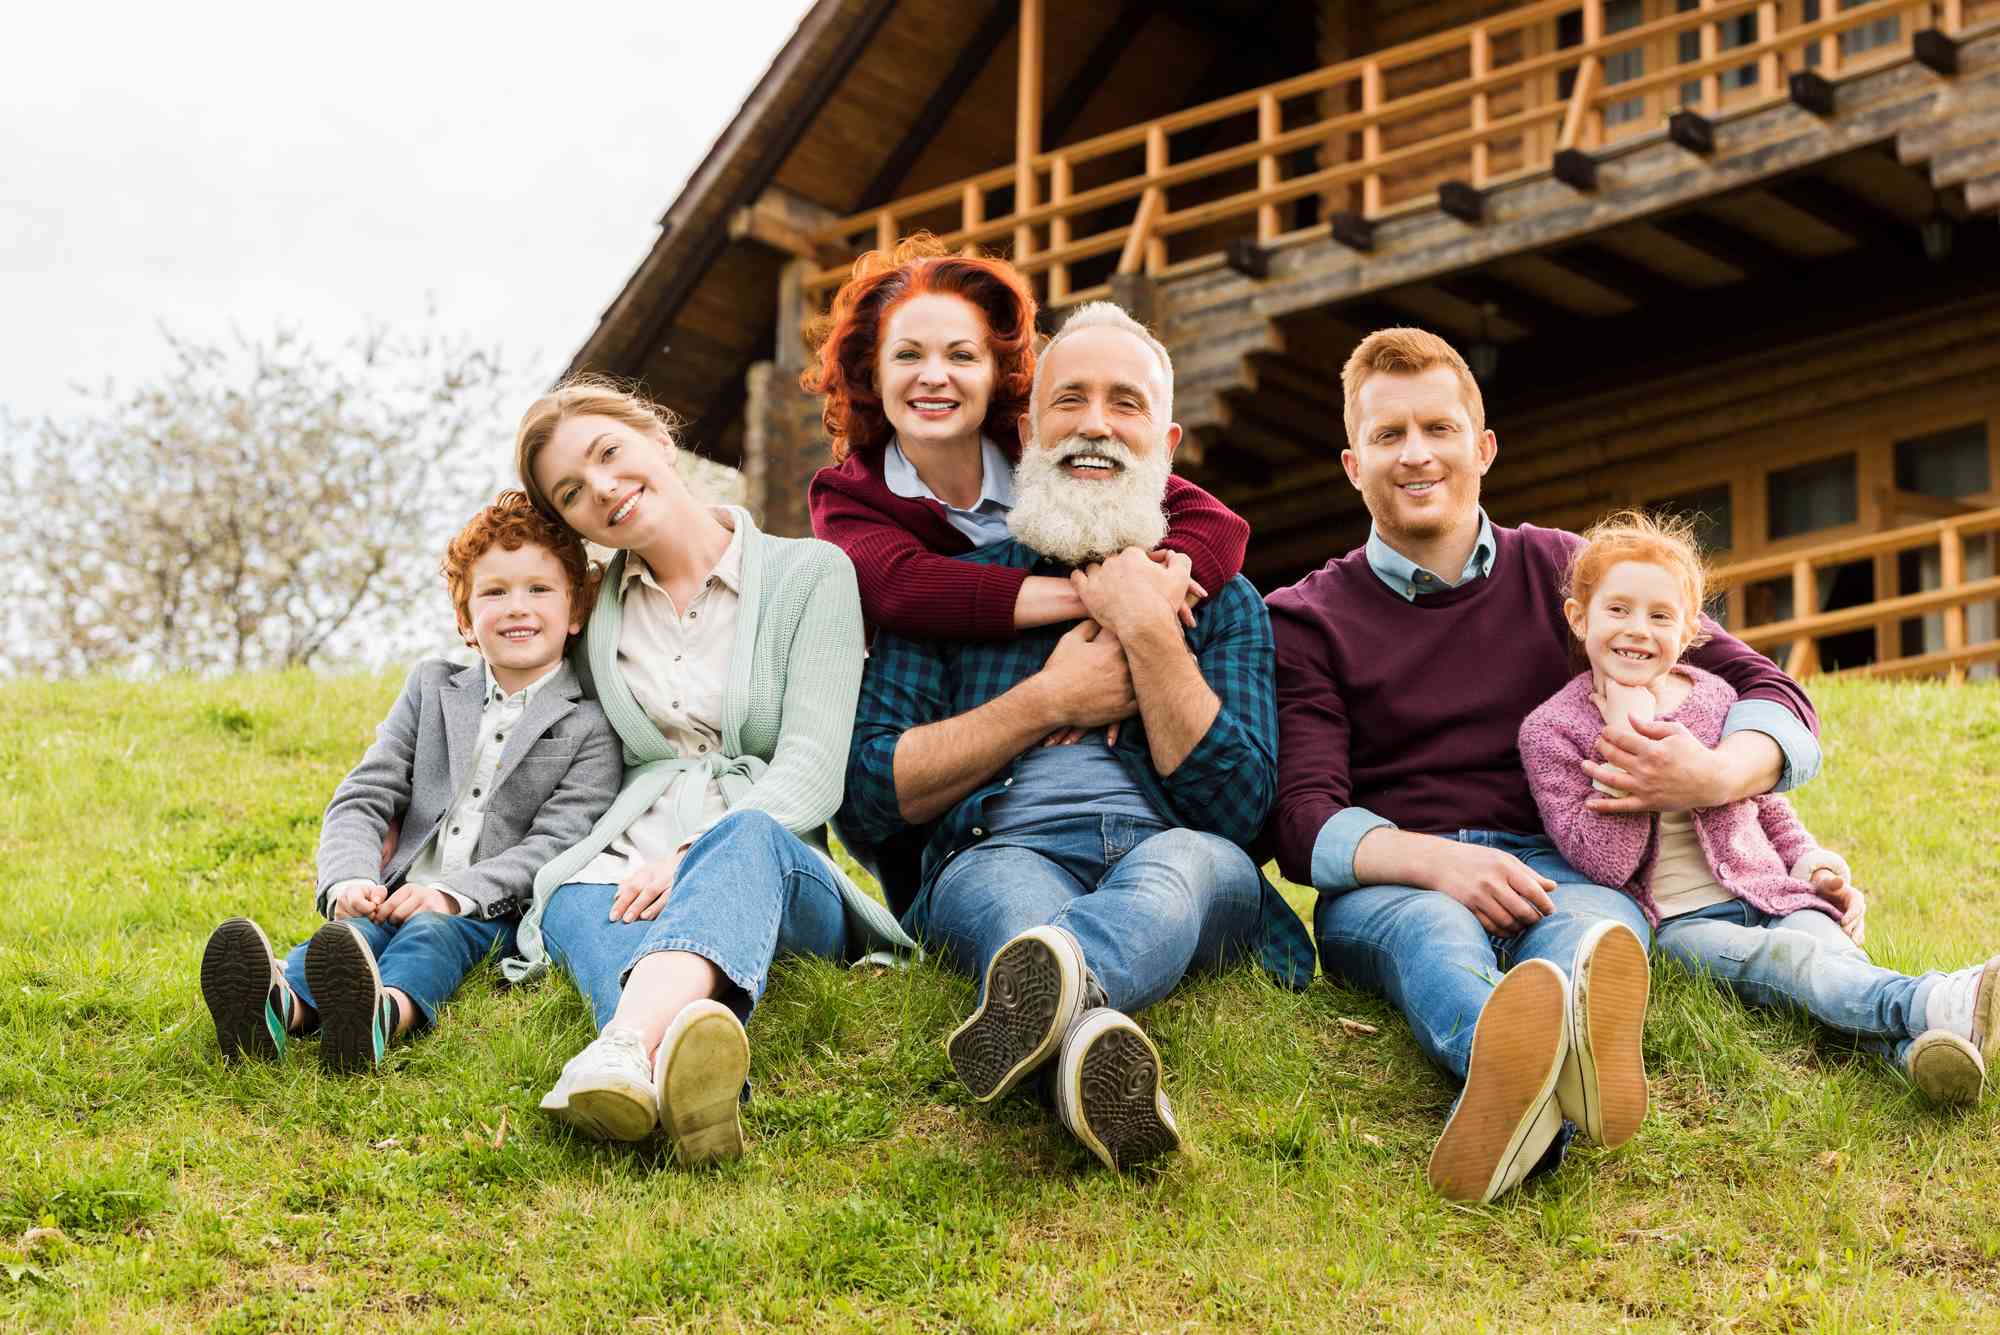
[[655, 1000, 750, 1167], [1554, 921, 1650, 1147], [1429, 959, 1569, 1204], [540, 1025, 658, 1141], [1054, 1008, 1181, 1173], [1907, 1029, 1986, 1105], [947, 926, 1090, 1102], [1924, 956, 2000, 1070]]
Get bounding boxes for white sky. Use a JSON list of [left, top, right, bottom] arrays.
[[1, 1, 816, 427]]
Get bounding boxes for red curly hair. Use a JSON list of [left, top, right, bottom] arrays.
[[442, 489, 599, 647], [802, 233, 1038, 462]]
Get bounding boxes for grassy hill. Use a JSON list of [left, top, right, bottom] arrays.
[[2, 671, 1998, 1332]]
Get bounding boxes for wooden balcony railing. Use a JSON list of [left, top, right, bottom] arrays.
[[801, 0, 1985, 305], [1711, 505, 2000, 680]]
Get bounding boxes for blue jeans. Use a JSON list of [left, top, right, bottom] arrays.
[[1655, 898, 1938, 1067], [1316, 831, 1652, 1085], [282, 911, 514, 1029], [541, 810, 849, 1031], [904, 816, 1262, 1014]]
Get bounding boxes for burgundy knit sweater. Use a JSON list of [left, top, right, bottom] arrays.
[[1265, 522, 1819, 888], [809, 446, 1249, 639]]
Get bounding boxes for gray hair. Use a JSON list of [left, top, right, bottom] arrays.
[[1029, 300, 1175, 427]]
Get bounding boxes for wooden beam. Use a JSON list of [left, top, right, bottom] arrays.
[[727, 186, 844, 265], [1912, 28, 1961, 76], [1649, 211, 1798, 278], [856, 0, 1016, 210], [1438, 181, 1484, 223], [1016, 0, 1045, 261], [1541, 243, 1680, 305], [1789, 70, 1836, 116], [1765, 176, 1915, 255], [1667, 110, 1716, 156], [1433, 273, 1576, 337]]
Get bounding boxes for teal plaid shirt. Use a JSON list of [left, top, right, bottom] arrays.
[[844, 539, 1315, 989]]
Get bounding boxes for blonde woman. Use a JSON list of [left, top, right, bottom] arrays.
[[507, 376, 912, 1166]]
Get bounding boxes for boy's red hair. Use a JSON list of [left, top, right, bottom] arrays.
[[441, 490, 598, 644]]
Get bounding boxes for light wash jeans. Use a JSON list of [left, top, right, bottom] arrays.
[[1315, 830, 1653, 1085], [283, 911, 515, 1030], [1655, 898, 1938, 1067], [541, 810, 849, 1031], [904, 815, 1262, 1014]]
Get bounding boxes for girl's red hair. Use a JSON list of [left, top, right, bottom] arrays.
[[802, 233, 1038, 462]]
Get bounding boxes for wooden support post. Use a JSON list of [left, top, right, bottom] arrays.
[[1119, 187, 1163, 275], [960, 183, 984, 257], [1015, 0, 1044, 263], [1941, 524, 1968, 683], [773, 259, 810, 374], [1788, 558, 1819, 677], [1700, 0, 1722, 112], [1559, 55, 1601, 152], [1943, 0, 1964, 29], [1581, 0, 1604, 150], [1048, 155, 1071, 302], [1469, 26, 1491, 188], [1819, 16, 1839, 77], [1145, 124, 1168, 273], [1257, 92, 1280, 243], [1759, 2, 1781, 95], [875, 209, 896, 253], [1361, 60, 1383, 217]]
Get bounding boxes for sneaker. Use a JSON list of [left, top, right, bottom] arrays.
[[655, 999, 751, 1167], [1908, 1029, 1986, 1105], [540, 1026, 658, 1141], [1924, 956, 2000, 1070], [947, 926, 1096, 1102], [305, 921, 397, 1074], [1554, 921, 1650, 1147], [1055, 1008, 1181, 1172], [200, 917, 293, 1063], [1428, 958, 1570, 1204]]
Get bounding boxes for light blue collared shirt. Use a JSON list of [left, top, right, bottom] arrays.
[[884, 435, 1016, 548], [1309, 515, 1822, 895]]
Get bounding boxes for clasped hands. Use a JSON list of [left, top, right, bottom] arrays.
[[1041, 548, 1199, 747], [331, 882, 457, 923], [1581, 674, 1728, 815]]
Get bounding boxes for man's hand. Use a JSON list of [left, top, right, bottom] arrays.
[[1037, 620, 1137, 730], [1070, 547, 1183, 640], [1583, 716, 1733, 813], [332, 882, 389, 920], [1813, 868, 1866, 946], [610, 846, 690, 924], [380, 884, 457, 924], [1428, 841, 1559, 936]]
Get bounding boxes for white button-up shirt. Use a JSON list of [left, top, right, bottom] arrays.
[[577, 511, 745, 885]]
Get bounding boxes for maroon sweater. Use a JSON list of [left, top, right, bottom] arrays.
[[809, 446, 1250, 639], [1265, 522, 1819, 888]]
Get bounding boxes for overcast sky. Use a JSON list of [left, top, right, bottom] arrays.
[[2, 2, 815, 428]]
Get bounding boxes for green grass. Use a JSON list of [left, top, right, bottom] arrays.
[[2, 672, 1998, 1331]]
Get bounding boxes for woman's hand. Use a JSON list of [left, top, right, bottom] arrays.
[[1813, 868, 1866, 946], [1145, 549, 1208, 629], [610, 847, 690, 923]]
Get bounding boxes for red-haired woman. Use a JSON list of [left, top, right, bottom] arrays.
[[803, 234, 1248, 640]]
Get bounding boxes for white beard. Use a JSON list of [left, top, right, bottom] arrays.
[[1007, 433, 1171, 566]]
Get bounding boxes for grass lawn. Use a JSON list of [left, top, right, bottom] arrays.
[[3, 671, 1999, 1331]]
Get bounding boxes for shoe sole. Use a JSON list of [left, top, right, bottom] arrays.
[[1429, 961, 1567, 1203], [305, 921, 385, 1075], [1574, 923, 1650, 1148], [1973, 964, 2000, 1072], [557, 1081, 660, 1142], [660, 1006, 750, 1167], [200, 918, 283, 1063], [1910, 1030, 1985, 1105], [1065, 1019, 1179, 1173], [947, 930, 1078, 1103]]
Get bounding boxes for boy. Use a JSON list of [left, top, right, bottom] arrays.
[[200, 490, 622, 1072]]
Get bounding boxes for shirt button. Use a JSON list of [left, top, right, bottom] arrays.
[[1003, 778, 1012, 786], [472, 788, 481, 798], [672, 700, 681, 709], [689, 612, 698, 620], [495, 733, 504, 742], [1717, 862, 1731, 878], [451, 826, 460, 836], [674, 654, 683, 663], [972, 826, 985, 837], [697, 744, 707, 753]]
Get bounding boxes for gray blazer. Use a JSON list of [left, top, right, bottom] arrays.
[[314, 659, 622, 921]]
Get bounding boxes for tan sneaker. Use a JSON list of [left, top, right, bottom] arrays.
[[1428, 959, 1569, 1203], [655, 999, 750, 1167], [540, 1025, 658, 1141], [1908, 1029, 1985, 1105], [1555, 921, 1650, 1147]]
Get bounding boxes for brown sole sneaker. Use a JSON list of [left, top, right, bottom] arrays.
[[1428, 959, 1568, 1203], [1057, 1009, 1181, 1173], [1909, 1029, 1986, 1105], [657, 1000, 750, 1167], [1560, 921, 1650, 1147], [946, 927, 1083, 1103]]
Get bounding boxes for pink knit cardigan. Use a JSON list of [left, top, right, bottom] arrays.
[[1517, 665, 1846, 928]]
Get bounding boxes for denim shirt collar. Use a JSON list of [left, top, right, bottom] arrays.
[[1365, 509, 1496, 601]]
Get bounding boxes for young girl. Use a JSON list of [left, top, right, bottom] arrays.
[[509, 376, 915, 1166], [1519, 510, 1998, 1105]]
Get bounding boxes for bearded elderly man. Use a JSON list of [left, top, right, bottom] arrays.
[[843, 301, 1312, 1173]]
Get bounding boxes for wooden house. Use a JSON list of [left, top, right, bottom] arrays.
[[568, 0, 2000, 679]]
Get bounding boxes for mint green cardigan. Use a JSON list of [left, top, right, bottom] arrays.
[[502, 507, 916, 982]]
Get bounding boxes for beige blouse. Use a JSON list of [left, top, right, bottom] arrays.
[[1650, 810, 1737, 919]]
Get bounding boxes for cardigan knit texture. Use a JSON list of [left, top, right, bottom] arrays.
[[809, 444, 1249, 639], [503, 508, 915, 982], [1518, 665, 1846, 928]]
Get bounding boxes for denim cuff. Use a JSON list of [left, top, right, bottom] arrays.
[[1310, 806, 1395, 894], [1722, 699, 1821, 792]]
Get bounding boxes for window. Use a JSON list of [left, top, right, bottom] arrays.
[[1602, 0, 1648, 128], [1895, 422, 1991, 500], [1647, 483, 1733, 554], [1839, 0, 1902, 57], [1767, 453, 1858, 540]]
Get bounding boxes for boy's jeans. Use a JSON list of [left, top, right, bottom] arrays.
[[283, 912, 514, 1029], [1315, 831, 1652, 1085], [1655, 898, 1937, 1066], [903, 816, 1262, 1014], [541, 810, 849, 1031]]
